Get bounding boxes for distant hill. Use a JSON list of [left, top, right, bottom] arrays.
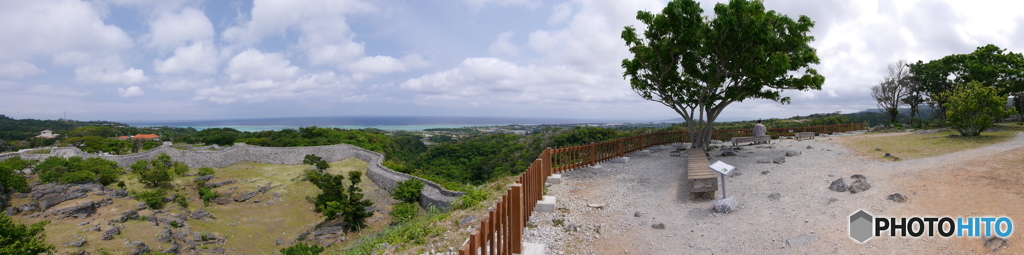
[[0, 114, 127, 141]]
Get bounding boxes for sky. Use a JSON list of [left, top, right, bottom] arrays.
[[2, 0, 1024, 123]]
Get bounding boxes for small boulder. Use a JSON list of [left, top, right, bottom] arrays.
[[983, 236, 1007, 252], [768, 193, 781, 201], [234, 191, 258, 202], [101, 226, 120, 240], [125, 241, 149, 255], [828, 178, 847, 192], [887, 193, 907, 203], [720, 150, 737, 157], [761, 171, 770, 175], [772, 157, 786, 164], [848, 175, 871, 193], [190, 209, 213, 220], [651, 223, 665, 229], [713, 195, 738, 213], [193, 175, 215, 182], [805, 145, 813, 149], [785, 151, 801, 157], [63, 237, 87, 247]]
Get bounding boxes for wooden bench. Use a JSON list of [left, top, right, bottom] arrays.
[[686, 149, 717, 200], [730, 136, 771, 146], [795, 132, 815, 141]]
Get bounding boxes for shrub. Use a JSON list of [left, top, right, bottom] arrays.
[[0, 214, 54, 254], [172, 162, 189, 176], [389, 202, 418, 223], [280, 243, 324, 255], [130, 160, 150, 173], [196, 181, 218, 207], [175, 193, 189, 208], [392, 179, 424, 204], [0, 157, 29, 192], [453, 187, 487, 210], [941, 81, 1015, 136], [58, 171, 96, 184], [134, 189, 167, 209], [197, 167, 215, 176], [138, 168, 171, 186]]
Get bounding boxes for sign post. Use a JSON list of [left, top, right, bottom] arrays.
[[709, 160, 735, 199]]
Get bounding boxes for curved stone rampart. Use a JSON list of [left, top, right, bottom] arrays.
[[0, 144, 462, 211]]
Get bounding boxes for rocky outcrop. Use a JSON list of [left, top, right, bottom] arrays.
[[47, 200, 97, 219], [3, 143, 463, 210]]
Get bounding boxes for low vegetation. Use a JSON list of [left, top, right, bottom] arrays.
[[836, 124, 1024, 160]]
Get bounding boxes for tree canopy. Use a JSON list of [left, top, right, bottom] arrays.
[[622, 0, 824, 148], [909, 44, 1024, 116]]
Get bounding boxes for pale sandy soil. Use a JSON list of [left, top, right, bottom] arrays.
[[531, 132, 1024, 255]]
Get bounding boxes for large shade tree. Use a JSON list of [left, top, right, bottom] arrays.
[[908, 44, 1024, 119], [622, 0, 824, 149]]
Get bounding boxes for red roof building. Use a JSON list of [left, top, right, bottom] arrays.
[[133, 134, 160, 140]]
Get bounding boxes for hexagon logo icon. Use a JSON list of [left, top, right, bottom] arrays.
[[850, 210, 874, 243]]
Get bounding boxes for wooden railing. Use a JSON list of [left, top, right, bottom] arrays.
[[457, 123, 864, 254]]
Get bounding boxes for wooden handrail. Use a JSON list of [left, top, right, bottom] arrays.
[[457, 123, 864, 254]]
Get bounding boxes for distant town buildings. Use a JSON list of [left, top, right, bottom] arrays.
[[35, 130, 59, 139]]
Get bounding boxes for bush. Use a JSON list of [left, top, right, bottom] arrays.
[[0, 157, 29, 192], [941, 81, 1015, 136], [392, 179, 424, 204], [453, 187, 487, 210], [196, 181, 218, 207], [58, 171, 95, 184], [172, 162, 189, 176], [134, 189, 167, 209], [175, 193, 189, 208], [389, 202, 418, 223], [139, 168, 171, 186], [280, 243, 324, 255], [0, 214, 54, 254], [197, 167, 215, 176]]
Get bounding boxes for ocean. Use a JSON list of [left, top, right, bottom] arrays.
[[127, 116, 630, 132]]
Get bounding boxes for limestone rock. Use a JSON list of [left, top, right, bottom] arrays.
[[126, 241, 149, 255], [720, 150, 737, 157], [887, 193, 907, 203], [47, 201, 96, 219], [193, 175, 215, 182], [651, 223, 665, 229], [768, 193, 781, 201], [785, 151, 801, 157], [163, 242, 180, 254], [828, 178, 847, 192], [772, 157, 786, 164], [105, 189, 128, 198], [983, 236, 1007, 252], [63, 237, 87, 247], [713, 195, 738, 213], [234, 191, 258, 202], [205, 180, 236, 188], [848, 175, 871, 193], [102, 226, 120, 240], [190, 209, 213, 220]]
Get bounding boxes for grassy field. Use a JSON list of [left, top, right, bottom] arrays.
[[10, 157, 390, 255], [835, 124, 1024, 160]]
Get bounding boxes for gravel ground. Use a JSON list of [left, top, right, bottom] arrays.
[[522, 132, 1024, 255]]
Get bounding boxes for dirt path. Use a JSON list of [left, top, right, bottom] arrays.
[[530, 132, 1024, 254]]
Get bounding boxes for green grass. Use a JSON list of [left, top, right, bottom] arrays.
[[335, 209, 448, 255], [839, 124, 1024, 160]]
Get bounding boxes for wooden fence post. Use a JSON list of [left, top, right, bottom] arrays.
[[510, 184, 523, 253]]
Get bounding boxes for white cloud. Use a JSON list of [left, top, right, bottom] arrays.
[[193, 71, 359, 103], [488, 31, 521, 58], [0, 61, 45, 79], [401, 57, 634, 106], [74, 57, 149, 84], [0, 0, 132, 61], [154, 42, 219, 74], [117, 86, 144, 97], [548, 3, 573, 25], [225, 49, 299, 82], [348, 54, 430, 78], [148, 7, 214, 49], [222, 0, 375, 44], [462, 0, 539, 12], [828, 90, 839, 98]]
